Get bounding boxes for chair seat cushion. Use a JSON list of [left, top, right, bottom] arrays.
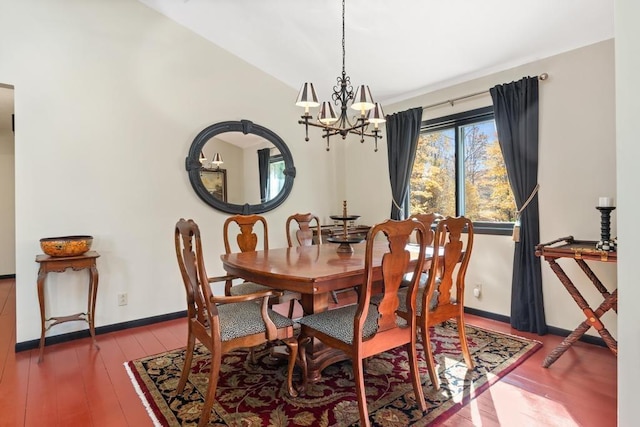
[[298, 304, 407, 345], [229, 281, 272, 296], [217, 302, 293, 341], [398, 277, 442, 314]]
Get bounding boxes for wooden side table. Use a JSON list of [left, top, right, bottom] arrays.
[[35, 250, 100, 362], [535, 236, 617, 368]]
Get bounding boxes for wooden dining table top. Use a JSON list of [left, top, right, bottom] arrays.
[[220, 242, 433, 296]]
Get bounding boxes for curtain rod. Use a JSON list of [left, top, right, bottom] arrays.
[[422, 73, 548, 111]]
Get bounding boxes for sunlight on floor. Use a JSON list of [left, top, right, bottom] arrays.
[[466, 381, 580, 426]]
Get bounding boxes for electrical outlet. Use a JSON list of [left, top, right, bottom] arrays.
[[473, 284, 482, 298], [117, 292, 128, 306]]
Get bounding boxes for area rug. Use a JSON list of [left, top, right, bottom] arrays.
[[125, 321, 541, 426]]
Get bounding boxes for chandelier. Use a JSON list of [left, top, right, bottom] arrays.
[[295, 0, 385, 152]]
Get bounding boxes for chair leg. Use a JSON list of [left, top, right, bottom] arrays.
[[198, 352, 222, 427], [297, 335, 310, 391], [353, 358, 370, 427], [287, 299, 296, 319], [421, 324, 440, 390], [283, 337, 299, 397], [457, 315, 474, 369], [331, 291, 339, 304], [406, 342, 427, 412], [176, 332, 196, 395]]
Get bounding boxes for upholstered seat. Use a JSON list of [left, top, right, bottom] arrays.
[[297, 304, 408, 345], [216, 302, 294, 341], [398, 278, 441, 313]]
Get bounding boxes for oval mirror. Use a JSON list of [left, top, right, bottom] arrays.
[[185, 120, 296, 214]]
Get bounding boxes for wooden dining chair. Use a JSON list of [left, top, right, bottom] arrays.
[[401, 212, 445, 288], [223, 214, 299, 317], [286, 212, 350, 305], [174, 218, 298, 427], [398, 215, 474, 390], [285, 212, 322, 247], [297, 218, 428, 427]]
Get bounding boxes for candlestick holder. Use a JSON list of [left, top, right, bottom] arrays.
[[595, 206, 616, 251]]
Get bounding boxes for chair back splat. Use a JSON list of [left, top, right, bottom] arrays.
[[174, 218, 298, 427], [223, 214, 269, 254], [298, 218, 428, 427], [286, 212, 322, 247]]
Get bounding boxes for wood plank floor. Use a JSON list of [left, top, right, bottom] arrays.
[[0, 278, 616, 426]]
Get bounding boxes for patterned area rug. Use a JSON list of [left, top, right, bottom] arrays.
[[125, 321, 540, 426]]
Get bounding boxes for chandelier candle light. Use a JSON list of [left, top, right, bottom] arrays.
[[295, 0, 385, 152]]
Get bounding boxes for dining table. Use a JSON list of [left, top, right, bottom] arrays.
[[221, 241, 434, 381]]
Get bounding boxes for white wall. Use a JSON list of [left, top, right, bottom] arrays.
[[615, 1, 639, 425], [0, 86, 14, 276], [344, 40, 617, 337], [0, 0, 337, 343]]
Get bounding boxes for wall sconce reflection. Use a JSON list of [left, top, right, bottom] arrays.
[[211, 152, 224, 169]]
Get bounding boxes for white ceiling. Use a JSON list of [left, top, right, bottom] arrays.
[[143, 1, 614, 105]]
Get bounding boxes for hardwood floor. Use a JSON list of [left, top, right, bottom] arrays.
[[0, 279, 616, 426]]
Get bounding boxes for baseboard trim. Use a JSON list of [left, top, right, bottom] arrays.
[[464, 307, 607, 347], [15, 310, 187, 352], [15, 306, 607, 352], [0, 274, 16, 280]]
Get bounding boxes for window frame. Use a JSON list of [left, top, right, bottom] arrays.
[[411, 105, 513, 236]]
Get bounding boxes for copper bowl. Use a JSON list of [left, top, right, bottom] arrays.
[[40, 235, 93, 257]]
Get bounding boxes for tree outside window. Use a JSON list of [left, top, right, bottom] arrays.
[[409, 106, 515, 233]]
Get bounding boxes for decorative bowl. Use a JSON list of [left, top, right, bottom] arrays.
[[40, 235, 93, 257]]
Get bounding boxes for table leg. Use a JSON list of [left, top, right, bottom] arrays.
[[575, 259, 618, 313], [88, 265, 100, 350], [298, 292, 349, 381], [543, 259, 617, 368], [37, 267, 47, 363]]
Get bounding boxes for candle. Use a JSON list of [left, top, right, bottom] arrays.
[[598, 197, 614, 207]]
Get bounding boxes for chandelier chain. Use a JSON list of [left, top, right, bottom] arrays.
[[341, 0, 346, 75]]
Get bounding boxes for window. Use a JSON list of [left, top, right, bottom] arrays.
[[409, 106, 515, 234], [268, 155, 285, 200]]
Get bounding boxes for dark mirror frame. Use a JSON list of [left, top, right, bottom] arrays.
[[185, 119, 296, 214]]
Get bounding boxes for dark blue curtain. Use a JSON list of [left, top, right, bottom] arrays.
[[257, 148, 270, 203], [385, 107, 422, 220], [490, 77, 547, 335]]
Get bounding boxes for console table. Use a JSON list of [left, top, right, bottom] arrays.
[[535, 236, 617, 368], [36, 251, 100, 362]]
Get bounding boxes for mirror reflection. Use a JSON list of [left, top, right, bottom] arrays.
[[199, 132, 285, 205], [185, 120, 295, 215]]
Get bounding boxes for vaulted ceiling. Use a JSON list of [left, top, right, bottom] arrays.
[[145, 1, 614, 105]]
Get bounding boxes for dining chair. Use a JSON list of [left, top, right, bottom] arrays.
[[174, 218, 298, 427], [285, 212, 351, 305], [297, 218, 428, 427], [401, 212, 445, 288], [223, 214, 299, 317], [285, 212, 322, 247], [398, 215, 474, 390]]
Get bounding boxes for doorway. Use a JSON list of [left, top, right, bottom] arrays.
[[0, 84, 15, 278]]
